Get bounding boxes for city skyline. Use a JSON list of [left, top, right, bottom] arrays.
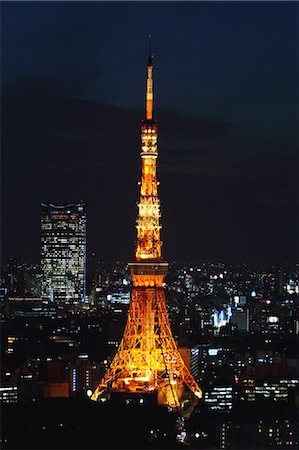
[[1, 3, 298, 446], [2, 1, 297, 265]]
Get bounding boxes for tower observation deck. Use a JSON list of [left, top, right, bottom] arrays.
[[91, 37, 202, 409]]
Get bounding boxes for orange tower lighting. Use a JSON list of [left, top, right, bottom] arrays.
[[91, 37, 202, 409]]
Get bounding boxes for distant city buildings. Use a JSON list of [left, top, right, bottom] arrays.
[[41, 203, 86, 304], [1, 259, 298, 449], [204, 386, 234, 412]]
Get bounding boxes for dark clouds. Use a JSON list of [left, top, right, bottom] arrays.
[[1, 1, 297, 264], [2, 83, 296, 265]]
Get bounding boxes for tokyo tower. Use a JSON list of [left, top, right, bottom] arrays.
[[91, 38, 202, 409]]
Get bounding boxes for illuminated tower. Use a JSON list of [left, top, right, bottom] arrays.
[[91, 38, 202, 408]]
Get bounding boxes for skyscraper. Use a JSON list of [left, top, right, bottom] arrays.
[[41, 203, 86, 304], [92, 38, 202, 409]]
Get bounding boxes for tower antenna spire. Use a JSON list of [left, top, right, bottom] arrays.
[[146, 34, 154, 120], [148, 34, 152, 66]]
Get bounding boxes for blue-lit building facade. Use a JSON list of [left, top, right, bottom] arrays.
[[41, 203, 86, 304]]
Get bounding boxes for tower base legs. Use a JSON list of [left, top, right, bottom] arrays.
[[91, 274, 202, 410]]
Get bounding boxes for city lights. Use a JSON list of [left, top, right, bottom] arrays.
[[1, 4, 298, 449]]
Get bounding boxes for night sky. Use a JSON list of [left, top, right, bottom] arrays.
[[1, 1, 297, 265]]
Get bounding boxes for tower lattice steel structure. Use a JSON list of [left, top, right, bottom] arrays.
[[91, 38, 202, 408]]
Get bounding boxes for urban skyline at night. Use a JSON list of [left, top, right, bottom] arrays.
[[2, 1, 297, 265], [1, 2, 298, 450]]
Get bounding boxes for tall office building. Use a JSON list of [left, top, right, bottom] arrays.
[[41, 203, 86, 303]]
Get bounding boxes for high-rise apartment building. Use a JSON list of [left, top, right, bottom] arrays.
[[41, 203, 86, 303]]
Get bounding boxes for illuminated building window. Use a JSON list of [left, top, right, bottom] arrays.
[[72, 368, 77, 392]]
